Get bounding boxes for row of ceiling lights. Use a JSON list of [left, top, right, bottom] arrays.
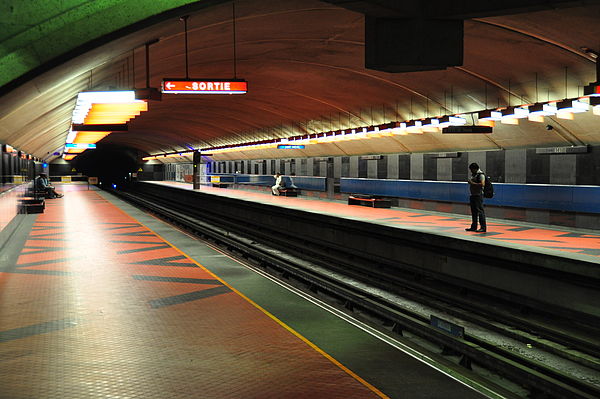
[[63, 91, 149, 160], [143, 91, 600, 159]]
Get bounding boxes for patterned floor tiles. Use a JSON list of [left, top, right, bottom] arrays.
[[0, 185, 384, 399]]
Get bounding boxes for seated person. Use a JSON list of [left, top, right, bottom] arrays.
[[35, 173, 63, 198], [271, 172, 285, 196]]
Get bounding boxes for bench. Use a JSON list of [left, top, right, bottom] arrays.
[[279, 188, 299, 197], [28, 189, 53, 199], [19, 197, 45, 214], [348, 194, 391, 208]]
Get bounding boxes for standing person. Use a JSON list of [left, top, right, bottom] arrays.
[[35, 173, 63, 198], [466, 163, 486, 233], [271, 172, 284, 196]]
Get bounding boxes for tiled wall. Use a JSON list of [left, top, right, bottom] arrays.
[[203, 147, 600, 228], [211, 146, 599, 185]]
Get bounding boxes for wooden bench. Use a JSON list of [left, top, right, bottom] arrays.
[[348, 194, 391, 208]]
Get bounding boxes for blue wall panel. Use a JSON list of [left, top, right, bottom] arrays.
[[340, 178, 600, 214]]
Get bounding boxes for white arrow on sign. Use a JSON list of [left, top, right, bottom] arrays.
[[165, 82, 175, 89]]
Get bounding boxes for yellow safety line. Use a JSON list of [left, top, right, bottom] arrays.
[[108, 196, 390, 399]]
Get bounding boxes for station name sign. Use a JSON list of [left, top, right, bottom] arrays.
[[277, 144, 305, 149], [162, 79, 247, 94]]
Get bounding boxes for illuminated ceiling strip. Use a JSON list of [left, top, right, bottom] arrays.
[[66, 129, 112, 145], [64, 148, 86, 154], [73, 91, 139, 124], [151, 95, 600, 157], [83, 102, 148, 124], [73, 132, 112, 144], [143, 151, 195, 161]]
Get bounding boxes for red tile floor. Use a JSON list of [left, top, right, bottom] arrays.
[[0, 185, 385, 398], [154, 181, 600, 259]]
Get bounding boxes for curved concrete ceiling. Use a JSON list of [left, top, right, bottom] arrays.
[[1, 0, 599, 161]]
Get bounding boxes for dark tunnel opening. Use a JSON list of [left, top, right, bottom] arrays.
[[71, 144, 141, 187]]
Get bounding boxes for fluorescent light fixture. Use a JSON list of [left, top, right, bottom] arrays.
[[420, 118, 440, 132], [556, 99, 589, 113], [438, 115, 467, 126], [73, 91, 139, 124], [501, 106, 529, 119], [342, 129, 360, 140], [405, 120, 423, 134], [478, 110, 502, 121], [477, 111, 499, 127], [528, 103, 557, 116], [83, 102, 148, 124], [390, 122, 407, 135], [421, 118, 439, 127], [499, 106, 528, 125], [64, 148, 86, 154], [73, 131, 111, 144], [528, 103, 556, 122]]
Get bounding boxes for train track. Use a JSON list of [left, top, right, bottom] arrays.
[[113, 185, 600, 399]]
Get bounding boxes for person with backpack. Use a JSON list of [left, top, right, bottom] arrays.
[[466, 163, 487, 233]]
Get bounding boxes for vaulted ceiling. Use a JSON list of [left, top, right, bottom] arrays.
[[1, 0, 599, 161]]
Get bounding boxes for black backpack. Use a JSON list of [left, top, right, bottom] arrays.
[[481, 173, 494, 198]]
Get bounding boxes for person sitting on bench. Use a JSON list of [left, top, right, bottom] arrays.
[[35, 173, 63, 198], [271, 172, 285, 196]]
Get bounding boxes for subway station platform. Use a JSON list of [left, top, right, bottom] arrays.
[[0, 184, 490, 399], [151, 181, 600, 262]]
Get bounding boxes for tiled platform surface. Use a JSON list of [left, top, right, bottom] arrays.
[[0, 185, 487, 399], [154, 181, 600, 262]]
